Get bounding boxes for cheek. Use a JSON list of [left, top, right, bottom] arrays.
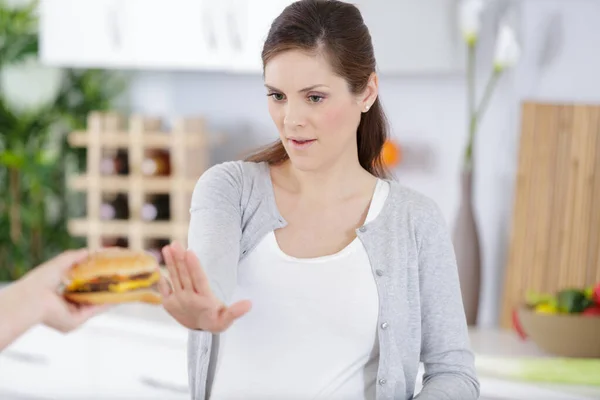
[[318, 103, 359, 137], [268, 103, 285, 129]]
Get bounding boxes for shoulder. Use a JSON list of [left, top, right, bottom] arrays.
[[385, 180, 449, 244], [190, 160, 269, 207], [387, 181, 444, 220]]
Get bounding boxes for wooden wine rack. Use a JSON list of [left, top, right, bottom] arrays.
[[67, 111, 220, 255]]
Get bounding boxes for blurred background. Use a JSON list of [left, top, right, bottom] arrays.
[[1, 0, 599, 399]]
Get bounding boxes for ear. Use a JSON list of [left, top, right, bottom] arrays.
[[360, 72, 379, 113]]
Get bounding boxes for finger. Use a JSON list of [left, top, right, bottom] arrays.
[[157, 275, 172, 298], [218, 300, 252, 330], [172, 242, 193, 291], [53, 248, 90, 273], [162, 245, 182, 291], [72, 305, 109, 325], [185, 250, 209, 293]]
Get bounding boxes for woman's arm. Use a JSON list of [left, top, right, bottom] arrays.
[[186, 162, 245, 304], [159, 162, 251, 331], [0, 280, 43, 350], [414, 203, 480, 400]]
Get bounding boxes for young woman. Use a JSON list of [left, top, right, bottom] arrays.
[[159, 1, 480, 399]]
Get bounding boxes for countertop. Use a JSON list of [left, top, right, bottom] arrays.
[[1, 304, 599, 400]]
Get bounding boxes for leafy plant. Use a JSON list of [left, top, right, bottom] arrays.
[[0, 0, 127, 280]]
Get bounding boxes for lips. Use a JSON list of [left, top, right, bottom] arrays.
[[287, 138, 316, 150]]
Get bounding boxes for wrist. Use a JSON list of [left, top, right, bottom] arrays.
[[14, 277, 47, 326]]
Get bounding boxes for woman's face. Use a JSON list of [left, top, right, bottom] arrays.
[[264, 50, 376, 172]]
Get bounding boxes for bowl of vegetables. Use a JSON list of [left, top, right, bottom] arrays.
[[513, 282, 600, 358]]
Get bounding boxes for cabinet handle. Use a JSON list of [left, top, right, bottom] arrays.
[[226, 6, 242, 52], [106, 1, 122, 49], [202, 3, 218, 51]]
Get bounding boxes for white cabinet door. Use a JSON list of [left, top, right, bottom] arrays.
[[123, 0, 230, 71], [354, 0, 464, 75], [228, 0, 294, 74], [39, 0, 131, 68], [39, 0, 227, 71]]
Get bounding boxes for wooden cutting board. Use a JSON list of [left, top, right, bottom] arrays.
[[501, 101, 600, 329]]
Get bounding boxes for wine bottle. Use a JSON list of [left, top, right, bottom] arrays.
[[141, 151, 170, 176], [141, 195, 170, 221], [100, 149, 129, 175], [146, 248, 163, 264], [102, 237, 129, 248], [100, 194, 130, 220], [145, 239, 170, 265]]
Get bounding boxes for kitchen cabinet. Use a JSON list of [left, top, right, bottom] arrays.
[[39, 0, 224, 70], [38, 0, 463, 75], [39, 0, 292, 72]]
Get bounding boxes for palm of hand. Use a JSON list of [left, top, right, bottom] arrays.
[[159, 243, 252, 333]]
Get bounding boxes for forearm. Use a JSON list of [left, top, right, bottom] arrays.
[[0, 281, 43, 351], [416, 200, 480, 399], [415, 373, 480, 400]]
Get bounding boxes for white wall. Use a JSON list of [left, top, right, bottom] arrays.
[[126, 0, 600, 327]]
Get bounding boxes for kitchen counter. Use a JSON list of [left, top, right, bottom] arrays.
[[1, 304, 599, 400]]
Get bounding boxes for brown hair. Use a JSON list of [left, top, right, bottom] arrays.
[[245, 0, 390, 178]]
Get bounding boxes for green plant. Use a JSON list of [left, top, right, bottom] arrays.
[[0, 0, 127, 280]]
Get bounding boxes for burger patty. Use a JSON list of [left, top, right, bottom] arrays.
[[67, 272, 154, 293]]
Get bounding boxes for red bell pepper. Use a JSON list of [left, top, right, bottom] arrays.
[[582, 305, 600, 316], [593, 283, 600, 305]]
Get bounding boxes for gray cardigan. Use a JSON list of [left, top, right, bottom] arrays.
[[186, 161, 480, 400]]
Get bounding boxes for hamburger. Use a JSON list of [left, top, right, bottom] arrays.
[[63, 247, 162, 305]]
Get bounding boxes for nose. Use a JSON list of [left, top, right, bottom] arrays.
[[283, 102, 306, 128]]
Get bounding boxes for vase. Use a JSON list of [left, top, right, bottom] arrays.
[[452, 168, 482, 326]]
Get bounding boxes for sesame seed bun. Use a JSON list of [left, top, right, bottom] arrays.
[[67, 247, 159, 281]]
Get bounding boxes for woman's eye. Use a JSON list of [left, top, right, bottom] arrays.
[[268, 93, 285, 101], [308, 95, 324, 103]]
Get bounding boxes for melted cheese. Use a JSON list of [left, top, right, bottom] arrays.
[[67, 271, 160, 292]]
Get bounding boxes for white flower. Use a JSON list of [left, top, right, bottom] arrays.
[[459, 0, 484, 45], [493, 24, 521, 71], [0, 55, 64, 114]]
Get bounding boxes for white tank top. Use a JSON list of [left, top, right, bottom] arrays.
[[209, 179, 390, 400]]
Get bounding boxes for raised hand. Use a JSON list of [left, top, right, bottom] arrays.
[[159, 242, 251, 333]]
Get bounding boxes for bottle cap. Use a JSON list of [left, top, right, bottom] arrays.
[[141, 204, 158, 220], [141, 159, 157, 175], [100, 204, 115, 220], [100, 158, 115, 174]]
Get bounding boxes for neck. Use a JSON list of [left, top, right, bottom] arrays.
[[281, 151, 375, 203]]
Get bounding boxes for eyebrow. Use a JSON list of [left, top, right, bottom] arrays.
[[264, 84, 329, 93]]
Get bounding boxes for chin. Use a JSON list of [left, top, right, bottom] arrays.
[[286, 153, 328, 173]]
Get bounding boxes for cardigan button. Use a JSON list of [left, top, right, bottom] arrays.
[[378, 378, 387, 385], [359, 226, 367, 232], [375, 269, 384, 276], [381, 322, 389, 330]]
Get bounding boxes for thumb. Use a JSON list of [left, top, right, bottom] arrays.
[[54, 249, 90, 273], [219, 300, 252, 330]]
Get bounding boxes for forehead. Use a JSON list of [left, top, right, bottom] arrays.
[[264, 49, 341, 89]]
